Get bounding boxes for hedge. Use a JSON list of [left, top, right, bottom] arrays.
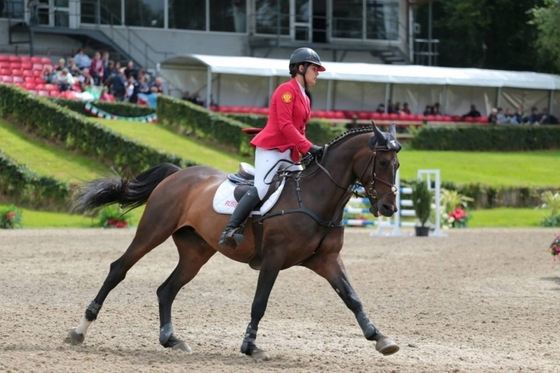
[[410, 125, 560, 151], [0, 84, 195, 176], [0, 151, 70, 210]]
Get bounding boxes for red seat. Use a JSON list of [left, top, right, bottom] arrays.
[[44, 84, 58, 91], [356, 111, 371, 120], [35, 77, 46, 84], [380, 113, 390, 120], [426, 115, 436, 121], [49, 90, 60, 97], [401, 113, 415, 121], [0, 68, 10, 75], [0, 55, 9, 62], [0, 62, 10, 69], [8, 55, 20, 62], [465, 116, 475, 122], [10, 62, 21, 69], [41, 57, 53, 64], [1, 75, 13, 83], [30, 56, 42, 63], [24, 82, 37, 90], [32, 70, 42, 77], [476, 116, 488, 123], [11, 69, 23, 76], [12, 76, 24, 83], [20, 56, 31, 62], [21, 62, 32, 70], [32, 63, 43, 70], [389, 113, 400, 120], [442, 115, 453, 122], [22, 70, 34, 77], [24, 76, 36, 83], [37, 90, 50, 96], [35, 83, 46, 90]]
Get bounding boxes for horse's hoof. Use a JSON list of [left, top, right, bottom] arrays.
[[64, 328, 85, 345], [250, 347, 270, 362], [375, 336, 399, 355], [171, 341, 192, 352]]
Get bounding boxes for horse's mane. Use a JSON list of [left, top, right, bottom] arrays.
[[327, 126, 373, 148]]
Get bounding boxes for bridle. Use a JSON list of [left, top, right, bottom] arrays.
[[308, 143, 398, 211]]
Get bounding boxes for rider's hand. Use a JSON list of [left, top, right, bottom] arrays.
[[308, 144, 323, 156]]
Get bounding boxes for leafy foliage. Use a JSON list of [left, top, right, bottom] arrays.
[[97, 206, 132, 228], [0, 204, 22, 229], [410, 180, 432, 226], [528, 0, 560, 73]]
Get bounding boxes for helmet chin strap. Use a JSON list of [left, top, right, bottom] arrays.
[[297, 63, 309, 89]]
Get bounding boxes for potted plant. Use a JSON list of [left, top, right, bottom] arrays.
[[410, 179, 432, 236]]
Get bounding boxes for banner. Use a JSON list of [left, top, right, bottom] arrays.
[[84, 103, 158, 123]]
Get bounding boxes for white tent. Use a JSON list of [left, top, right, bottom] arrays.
[[158, 54, 560, 117]]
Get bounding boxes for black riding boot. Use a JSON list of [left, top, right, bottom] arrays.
[[218, 186, 261, 249]]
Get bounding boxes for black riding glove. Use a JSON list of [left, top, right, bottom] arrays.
[[301, 145, 323, 166]]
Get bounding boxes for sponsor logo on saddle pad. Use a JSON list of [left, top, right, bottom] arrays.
[[212, 179, 285, 215]]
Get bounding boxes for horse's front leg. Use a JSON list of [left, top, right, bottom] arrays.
[[303, 252, 400, 355], [240, 249, 285, 361]]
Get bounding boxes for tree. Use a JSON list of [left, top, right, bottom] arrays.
[[528, 0, 560, 73]]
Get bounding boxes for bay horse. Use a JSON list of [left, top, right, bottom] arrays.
[[64, 123, 402, 360]]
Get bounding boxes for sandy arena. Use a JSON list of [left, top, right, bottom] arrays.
[[0, 228, 559, 373]]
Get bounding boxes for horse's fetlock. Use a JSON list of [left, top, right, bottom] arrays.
[[85, 300, 102, 321], [159, 323, 174, 345]]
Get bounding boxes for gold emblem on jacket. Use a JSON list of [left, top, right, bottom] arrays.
[[281, 92, 292, 103]]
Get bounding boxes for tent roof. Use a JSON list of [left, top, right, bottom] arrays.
[[160, 54, 560, 90]]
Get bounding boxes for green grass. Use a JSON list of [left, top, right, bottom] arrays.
[[464, 208, 547, 228], [398, 148, 560, 187], [92, 118, 247, 172], [1, 204, 145, 228], [0, 119, 107, 182]]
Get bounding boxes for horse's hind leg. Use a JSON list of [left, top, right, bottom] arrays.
[[65, 224, 175, 346], [303, 252, 400, 356], [157, 227, 216, 352]]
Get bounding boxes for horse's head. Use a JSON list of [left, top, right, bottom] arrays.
[[356, 122, 401, 217]]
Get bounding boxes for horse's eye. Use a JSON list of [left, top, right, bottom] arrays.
[[379, 160, 388, 167]]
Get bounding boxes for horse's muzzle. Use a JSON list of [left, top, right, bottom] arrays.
[[370, 203, 397, 217]]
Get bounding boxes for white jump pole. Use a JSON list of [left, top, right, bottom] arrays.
[[417, 169, 445, 237]]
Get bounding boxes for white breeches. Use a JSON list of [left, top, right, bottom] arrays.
[[254, 147, 303, 200]]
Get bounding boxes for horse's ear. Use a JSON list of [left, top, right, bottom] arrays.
[[389, 122, 397, 138], [369, 121, 387, 150]]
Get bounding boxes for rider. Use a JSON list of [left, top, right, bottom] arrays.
[[218, 47, 326, 249]]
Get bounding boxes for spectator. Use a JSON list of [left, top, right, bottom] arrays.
[[432, 102, 442, 116], [401, 102, 411, 115], [73, 48, 91, 70], [67, 58, 81, 77], [423, 105, 433, 116], [125, 74, 139, 103], [78, 68, 93, 91], [99, 86, 115, 102], [496, 108, 509, 124], [89, 51, 104, 85], [53, 67, 75, 92], [509, 106, 523, 125], [54, 58, 66, 72], [137, 71, 150, 94], [488, 108, 498, 124], [393, 101, 401, 114], [41, 65, 55, 83], [387, 100, 397, 114], [526, 107, 542, 125], [182, 90, 191, 101], [107, 68, 126, 101], [539, 107, 559, 125], [101, 51, 110, 70], [345, 115, 358, 130], [375, 103, 385, 113], [103, 60, 116, 83], [138, 86, 159, 108], [124, 60, 137, 80], [462, 104, 481, 119], [149, 77, 164, 94]]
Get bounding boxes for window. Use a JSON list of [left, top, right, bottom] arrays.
[[210, 0, 246, 32], [254, 0, 289, 35], [332, 0, 363, 39], [366, 0, 399, 40], [125, 0, 164, 28], [168, 0, 206, 31], [80, 0, 122, 25]]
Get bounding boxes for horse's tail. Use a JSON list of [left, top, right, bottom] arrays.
[[73, 163, 182, 213]]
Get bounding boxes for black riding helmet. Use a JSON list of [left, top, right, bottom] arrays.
[[288, 47, 326, 88]]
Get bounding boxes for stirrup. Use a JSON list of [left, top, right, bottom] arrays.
[[218, 228, 245, 249]]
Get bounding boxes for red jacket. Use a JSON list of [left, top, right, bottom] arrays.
[[250, 78, 313, 161]]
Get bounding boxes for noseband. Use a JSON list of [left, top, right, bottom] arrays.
[[359, 147, 398, 207]]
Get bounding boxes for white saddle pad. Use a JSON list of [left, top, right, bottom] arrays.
[[212, 179, 285, 215]]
